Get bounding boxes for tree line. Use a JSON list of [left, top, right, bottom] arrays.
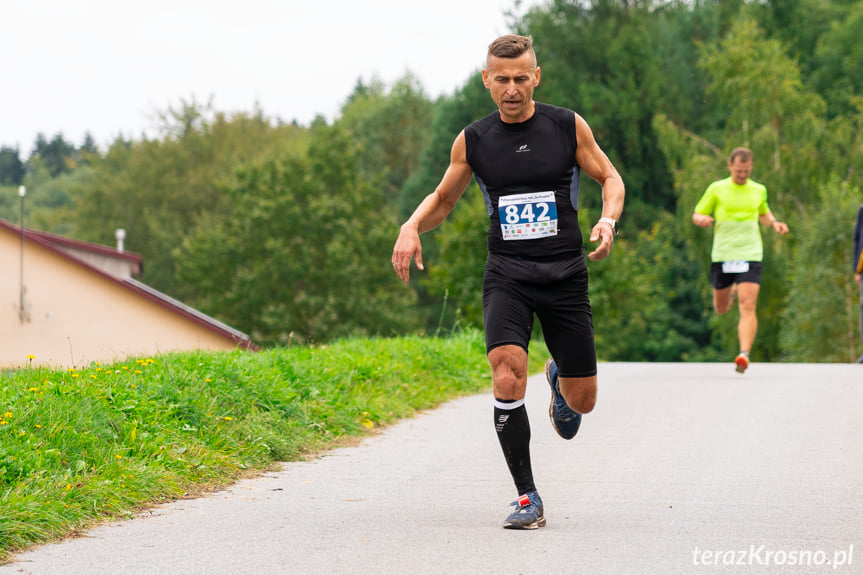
[[1, 0, 861, 362]]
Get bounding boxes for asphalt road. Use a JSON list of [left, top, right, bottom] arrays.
[[2, 362, 861, 575]]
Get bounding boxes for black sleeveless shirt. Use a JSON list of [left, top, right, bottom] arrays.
[[465, 102, 582, 262]]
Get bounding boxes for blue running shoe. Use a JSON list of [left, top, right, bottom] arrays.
[[545, 358, 582, 440], [503, 490, 546, 530]]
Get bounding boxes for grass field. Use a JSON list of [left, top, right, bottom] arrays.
[[0, 331, 549, 560]]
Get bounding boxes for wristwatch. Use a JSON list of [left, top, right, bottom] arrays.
[[598, 217, 618, 235]]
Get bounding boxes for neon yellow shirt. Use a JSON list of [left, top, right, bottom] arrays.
[[694, 177, 770, 262]]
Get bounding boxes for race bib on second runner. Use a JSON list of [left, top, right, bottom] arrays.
[[722, 260, 750, 274], [499, 191, 558, 240]]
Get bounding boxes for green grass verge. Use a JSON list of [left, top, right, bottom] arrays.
[[0, 331, 549, 560]]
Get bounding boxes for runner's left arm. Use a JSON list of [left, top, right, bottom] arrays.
[[759, 211, 789, 235], [574, 113, 625, 261]]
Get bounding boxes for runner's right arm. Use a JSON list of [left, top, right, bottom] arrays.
[[692, 213, 714, 228], [392, 131, 474, 284]]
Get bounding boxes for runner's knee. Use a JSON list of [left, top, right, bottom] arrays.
[[489, 346, 528, 400], [737, 297, 757, 314], [493, 370, 526, 399], [560, 377, 597, 414]]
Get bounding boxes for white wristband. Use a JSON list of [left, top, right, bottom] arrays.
[[598, 217, 617, 235]]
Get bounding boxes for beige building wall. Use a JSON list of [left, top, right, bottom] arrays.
[[1, 231, 245, 370]]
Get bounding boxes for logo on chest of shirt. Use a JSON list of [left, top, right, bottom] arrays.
[[516, 144, 531, 153]]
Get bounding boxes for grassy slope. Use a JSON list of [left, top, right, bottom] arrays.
[[0, 331, 549, 559]]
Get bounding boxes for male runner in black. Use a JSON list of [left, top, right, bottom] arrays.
[[392, 34, 624, 529]]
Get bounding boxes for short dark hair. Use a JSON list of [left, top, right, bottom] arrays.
[[729, 147, 753, 164], [487, 34, 535, 62]]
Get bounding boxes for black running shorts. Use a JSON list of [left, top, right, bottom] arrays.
[[482, 254, 597, 378], [710, 261, 763, 290]]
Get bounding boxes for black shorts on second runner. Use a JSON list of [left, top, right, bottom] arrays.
[[710, 261, 763, 289], [482, 254, 596, 378]]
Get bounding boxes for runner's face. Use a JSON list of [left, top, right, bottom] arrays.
[[728, 158, 752, 185], [482, 52, 540, 123]]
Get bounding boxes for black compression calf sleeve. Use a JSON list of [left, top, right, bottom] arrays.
[[494, 398, 535, 495]]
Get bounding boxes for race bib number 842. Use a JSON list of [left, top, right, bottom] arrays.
[[499, 191, 558, 240]]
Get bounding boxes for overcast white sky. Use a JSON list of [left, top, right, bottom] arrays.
[[0, 0, 545, 155]]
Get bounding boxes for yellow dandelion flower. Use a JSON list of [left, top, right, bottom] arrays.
[[27, 354, 35, 360], [35, 424, 42, 429], [134, 370, 142, 374], [205, 378, 212, 383], [71, 374, 79, 378], [3, 412, 11, 418], [29, 387, 38, 392], [224, 416, 233, 421], [115, 454, 122, 459], [65, 484, 71, 491]]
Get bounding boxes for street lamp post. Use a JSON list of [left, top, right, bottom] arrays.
[[19, 185, 25, 324]]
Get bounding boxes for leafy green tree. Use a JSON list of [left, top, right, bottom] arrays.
[[588, 210, 706, 361], [397, 72, 497, 221], [392, 72, 499, 330], [339, 73, 434, 206], [699, 17, 827, 193], [25, 166, 92, 237], [810, 1, 863, 118], [653, 111, 731, 360], [0, 146, 25, 186], [30, 133, 76, 177], [756, 0, 851, 84], [0, 157, 78, 235], [80, 132, 99, 154], [779, 179, 861, 361], [78, 132, 100, 164], [68, 100, 307, 297], [175, 122, 421, 345], [424, 184, 488, 330]]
